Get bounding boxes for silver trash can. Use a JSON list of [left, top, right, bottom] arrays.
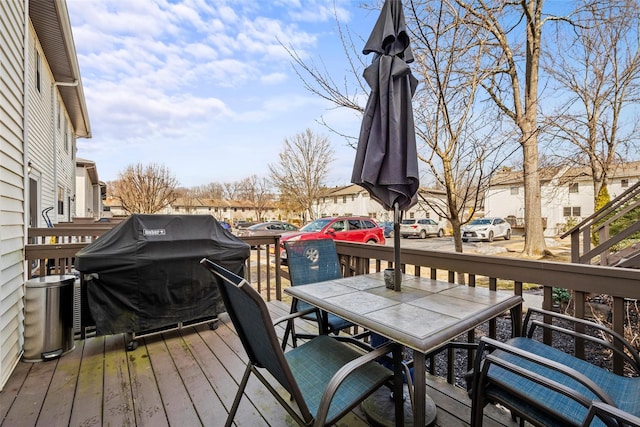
[[23, 275, 76, 362]]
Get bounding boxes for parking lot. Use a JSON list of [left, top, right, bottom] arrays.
[[387, 234, 571, 259]]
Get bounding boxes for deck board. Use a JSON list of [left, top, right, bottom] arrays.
[[37, 338, 82, 427], [102, 334, 135, 425], [0, 301, 517, 427]]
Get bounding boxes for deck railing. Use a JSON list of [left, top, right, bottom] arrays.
[[24, 226, 640, 380]]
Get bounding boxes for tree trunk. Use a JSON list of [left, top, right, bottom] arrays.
[[522, 133, 546, 255]]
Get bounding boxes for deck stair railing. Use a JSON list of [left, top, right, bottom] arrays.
[[561, 180, 640, 267]]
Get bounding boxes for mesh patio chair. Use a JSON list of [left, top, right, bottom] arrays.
[[200, 259, 398, 427], [470, 307, 640, 427], [282, 239, 358, 348]]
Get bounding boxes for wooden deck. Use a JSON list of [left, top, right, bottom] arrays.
[[0, 300, 517, 427]]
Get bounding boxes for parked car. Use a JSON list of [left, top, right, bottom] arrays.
[[219, 221, 232, 231], [279, 216, 386, 263], [378, 221, 394, 238], [234, 220, 255, 229], [235, 221, 298, 237], [400, 218, 444, 239], [462, 217, 511, 242]]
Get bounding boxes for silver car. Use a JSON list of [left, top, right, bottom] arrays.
[[400, 218, 445, 239], [462, 217, 511, 242], [235, 221, 298, 237]]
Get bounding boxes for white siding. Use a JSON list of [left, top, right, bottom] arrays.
[[26, 26, 55, 227], [0, 0, 26, 390]]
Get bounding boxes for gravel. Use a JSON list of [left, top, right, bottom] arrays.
[[413, 304, 639, 389]]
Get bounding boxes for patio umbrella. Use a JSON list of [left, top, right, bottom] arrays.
[[351, 0, 419, 291]]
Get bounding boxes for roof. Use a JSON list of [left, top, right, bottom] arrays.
[[322, 184, 447, 198], [490, 161, 640, 186], [29, 0, 91, 138], [489, 166, 563, 186], [76, 158, 98, 184]]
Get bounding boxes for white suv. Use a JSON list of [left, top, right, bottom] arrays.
[[400, 218, 445, 239], [462, 217, 511, 242]]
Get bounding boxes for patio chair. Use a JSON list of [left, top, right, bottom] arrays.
[[282, 239, 357, 348], [470, 307, 640, 427], [200, 259, 398, 427]]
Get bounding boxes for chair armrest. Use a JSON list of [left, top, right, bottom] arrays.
[[472, 337, 617, 418], [315, 342, 397, 423], [583, 401, 640, 427], [525, 308, 640, 374], [273, 307, 319, 327]]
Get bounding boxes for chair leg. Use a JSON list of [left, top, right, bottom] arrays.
[[282, 299, 300, 349], [225, 363, 252, 427]]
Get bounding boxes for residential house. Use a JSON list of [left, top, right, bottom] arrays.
[[167, 197, 279, 224], [313, 184, 449, 224], [0, 0, 90, 389], [75, 158, 105, 220], [103, 197, 281, 225], [484, 162, 640, 236]]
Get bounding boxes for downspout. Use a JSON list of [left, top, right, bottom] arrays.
[[51, 80, 78, 220], [23, 0, 30, 263]]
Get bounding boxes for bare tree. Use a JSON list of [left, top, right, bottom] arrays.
[[408, 0, 515, 252], [452, 0, 551, 256], [269, 129, 335, 221], [111, 163, 178, 214], [238, 175, 274, 221], [192, 182, 224, 200], [544, 0, 640, 205]]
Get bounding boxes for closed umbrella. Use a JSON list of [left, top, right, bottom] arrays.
[[352, 0, 419, 291]]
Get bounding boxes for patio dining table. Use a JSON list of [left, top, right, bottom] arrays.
[[285, 271, 523, 427]]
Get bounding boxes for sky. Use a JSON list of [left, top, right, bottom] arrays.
[[67, 0, 381, 188]]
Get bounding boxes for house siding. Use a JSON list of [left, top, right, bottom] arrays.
[[27, 27, 55, 226], [0, 0, 26, 390], [485, 166, 640, 236], [314, 185, 448, 223]]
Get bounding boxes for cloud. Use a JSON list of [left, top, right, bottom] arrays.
[[68, 0, 372, 186]]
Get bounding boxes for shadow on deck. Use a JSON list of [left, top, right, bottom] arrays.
[[0, 300, 516, 427]]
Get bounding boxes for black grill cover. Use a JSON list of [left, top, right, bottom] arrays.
[[75, 214, 250, 335]]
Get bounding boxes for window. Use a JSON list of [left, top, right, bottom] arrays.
[[368, 212, 376, 219], [35, 49, 41, 92], [348, 219, 362, 230], [510, 187, 519, 195], [57, 186, 64, 214], [569, 183, 579, 193], [57, 103, 61, 129], [342, 196, 347, 203], [333, 196, 338, 203], [331, 220, 346, 231], [563, 206, 581, 217], [622, 179, 629, 188]]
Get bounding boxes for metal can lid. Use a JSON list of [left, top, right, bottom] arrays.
[[26, 275, 76, 288]]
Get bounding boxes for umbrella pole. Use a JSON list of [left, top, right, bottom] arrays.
[[394, 202, 402, 291]]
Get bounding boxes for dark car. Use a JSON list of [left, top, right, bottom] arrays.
[[235, 221, 298, 237], [378, 221, 394, 238], [279, 216, 385, 263]]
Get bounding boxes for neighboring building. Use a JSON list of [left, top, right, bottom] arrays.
[[75, 158, 105, 220], [0, 1, 90, 389], [167, 198, 279, 224], [103, 197, 281, 224], [484, 162, 640, 236], [313, 184, 449, 224]]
